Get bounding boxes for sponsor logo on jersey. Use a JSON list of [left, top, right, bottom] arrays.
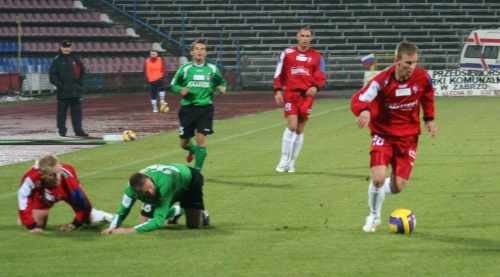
[[193, 74, 205, 81], [291, 66, 310, 76], [395, 88, 411, 96], [385, 100, 418, 110], [296, 55, 307, 61], [187, 80, 210, 88]]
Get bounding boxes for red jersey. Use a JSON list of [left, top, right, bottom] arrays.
[[273, 46, 326, 93], [18, 163, 93, 229], [351, 65, 435, 137]]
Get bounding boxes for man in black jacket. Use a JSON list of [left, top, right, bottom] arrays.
[[49, 40, 88, 137]]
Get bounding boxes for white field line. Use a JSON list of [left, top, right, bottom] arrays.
[[0, 105, 348, 199]]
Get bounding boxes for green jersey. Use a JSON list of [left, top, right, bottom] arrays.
[[110, 164, 192, 232], [171, 61, 227, 106]]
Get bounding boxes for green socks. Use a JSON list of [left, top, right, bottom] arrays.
[[195, 146, 207, 171], [183, 142, 197, 153]]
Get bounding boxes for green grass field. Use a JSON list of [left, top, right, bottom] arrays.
[[1, 97, 499, 276]]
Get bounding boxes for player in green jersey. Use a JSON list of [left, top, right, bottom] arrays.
[[101, 164, 209, 234], [171, 38, 227, 171]]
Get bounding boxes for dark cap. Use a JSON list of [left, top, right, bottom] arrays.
[[60, 40, 71, 47]]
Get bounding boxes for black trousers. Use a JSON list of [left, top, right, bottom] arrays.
[[57, 98, 83, 135]]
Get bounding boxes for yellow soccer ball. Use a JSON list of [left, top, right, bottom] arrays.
[[160, 104, 170, 113], [123, 130, 136, 142], [389, 208, 417, 234]]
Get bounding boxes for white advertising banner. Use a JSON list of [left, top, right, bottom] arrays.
[[364, 69, 500, 96]]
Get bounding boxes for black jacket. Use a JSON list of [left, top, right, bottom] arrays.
[[49, 51, 86, 99]]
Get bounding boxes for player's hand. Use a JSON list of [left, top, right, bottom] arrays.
[[101, 228, 115, 235], [305, 86, 317, 97], [425, 121, 438, 138], [180, 87, 189, 96], [357, 110, 371, 128], [104, 228, 137, 235], [29, 227, 44, 233], [59, 223, 77, 231], [217, 86, 226, 94], [274, 91, 283, 105]]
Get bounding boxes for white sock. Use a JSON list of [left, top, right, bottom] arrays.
[[287, 133, 304, 168], [280, 128, 296, 163], [159, 91, 166, 103], [382, 177, 392, 194], [90, 208, 104, 223], [151, 99, 157, 109], [368, 183, 385, 219]]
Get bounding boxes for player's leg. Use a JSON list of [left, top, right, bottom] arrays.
[[179, 106, 197, 162], [286, 96, 314, 172], [32, 209, 50, 228], [181, 168, 209, 229], [150, 82, 159, 112], [193, 105, 214, 171], [194, 133, 207, 171], [57, 99, 69, 136], [139, 203, 154, 224], [276, 115, 298, 172], [90, 208, 114, 223], [167, 205, 185, 224], [286, 118, 307, 173], [363, 135, 393, 232], [391, 135, 418, 193], [158, 80, 167, 106]]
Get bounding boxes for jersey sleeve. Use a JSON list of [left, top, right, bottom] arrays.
[[170, 65, 185, 94], [273, 51, 286, 92], [213, 66, 227, 94], [63, 168, 92, 226], [109, 185, 137, 229], [18, 174, 38, 229], [134, 187, 174, 233], [313, 55, 326, 91], [350, 70, 387, 116], [420, 71, 435, 121]]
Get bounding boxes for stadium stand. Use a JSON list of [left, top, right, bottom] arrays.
[[1, 0, 499, 91], [0, 0, 169, 78], [108, 0, 500, 89]]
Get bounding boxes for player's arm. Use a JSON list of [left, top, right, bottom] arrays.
[[421, 73, 437, 138], [306, 55, 326, 97], [18, 176, 40, 232], [273, 51, 285, 91], [61, 172, 93, 231], [351, 79, 381, 128], [214, 66, 227, 94], [102, 187, 136, 234], [133, 194, 174, 233], [170, 66, 185, 94], [273, 51, 286, 103]]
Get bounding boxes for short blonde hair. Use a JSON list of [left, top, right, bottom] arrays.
[[395, 41, 418, 59], [37, 154, 59, 173]]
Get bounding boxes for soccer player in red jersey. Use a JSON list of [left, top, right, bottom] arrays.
[[18, 154, 113, 233], [351, 41, 438, 232], [273, 27, 326, 173]]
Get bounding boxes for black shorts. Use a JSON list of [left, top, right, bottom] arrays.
[[140, 167, 205, 217], [178, 104, 214, 139]]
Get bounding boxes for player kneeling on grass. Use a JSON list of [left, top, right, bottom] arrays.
[[18, 154, 113, 233], [102, 163, 209, 235]]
